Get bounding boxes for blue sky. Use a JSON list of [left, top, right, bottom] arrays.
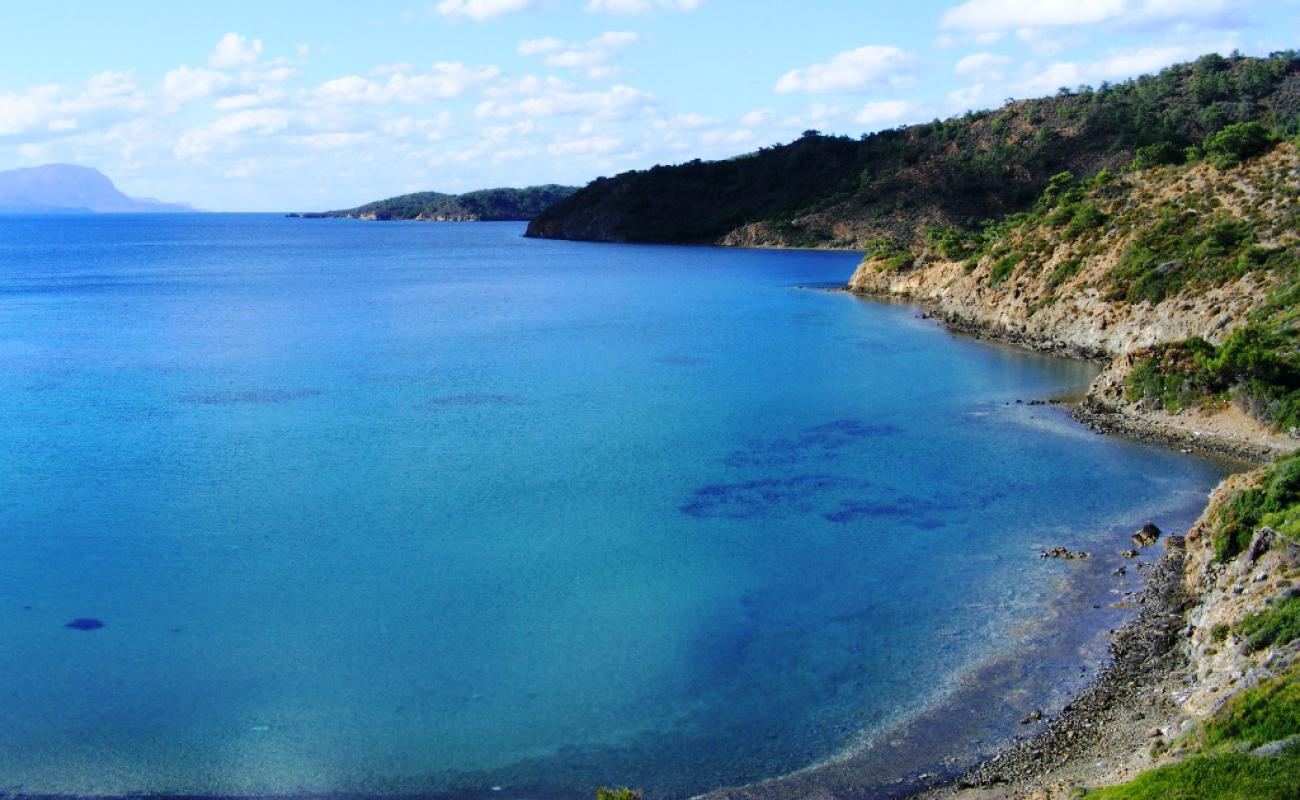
[[2, 1, 1296, 210]]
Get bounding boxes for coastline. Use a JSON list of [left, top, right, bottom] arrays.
[[684, 287, 1251, 800], [829, 287, 1293, 798]]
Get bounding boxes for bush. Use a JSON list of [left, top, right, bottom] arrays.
[[1133, 141, 1185, 169], [989, 251, 1022, 285], [1214, 452, 1300, 560], [1204, 122, 1278, 168]]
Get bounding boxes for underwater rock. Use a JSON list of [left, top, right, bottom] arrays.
[[1040, 547, 1089, 559]]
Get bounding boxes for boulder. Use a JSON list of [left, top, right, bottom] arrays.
[[1132, 523, 1162, 548]]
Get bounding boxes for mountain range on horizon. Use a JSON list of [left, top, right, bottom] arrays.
[[0, 164, 195, 214]]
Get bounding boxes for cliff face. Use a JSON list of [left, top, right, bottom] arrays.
[[848, 143, 1300, 462]]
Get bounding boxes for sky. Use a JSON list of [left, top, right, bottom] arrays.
[[1, 1, 1296, 211]]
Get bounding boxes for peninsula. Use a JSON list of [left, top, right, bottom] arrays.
[[292, 184, 577, 222]]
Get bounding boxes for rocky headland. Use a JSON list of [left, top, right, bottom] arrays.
[[844, 141, 1300, 796]]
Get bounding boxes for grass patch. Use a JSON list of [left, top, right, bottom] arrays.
[[1237, 596, 1300, 653], [1084, 745, 1300, 799], [1089, 671, 1300, 798]]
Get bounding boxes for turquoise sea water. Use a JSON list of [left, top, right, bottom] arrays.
[[0, 216, 1232, 797]]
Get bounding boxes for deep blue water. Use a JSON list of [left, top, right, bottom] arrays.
[[0, 216, 1231, 797]]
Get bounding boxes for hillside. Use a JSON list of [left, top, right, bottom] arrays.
[[296, 184, 578, 222], [527, 52, 1300, 247], [0, 164, 193, 213], [848, 133, 1299, 460]]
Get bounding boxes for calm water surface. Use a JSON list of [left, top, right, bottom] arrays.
[[0, 216, 1231, 797]]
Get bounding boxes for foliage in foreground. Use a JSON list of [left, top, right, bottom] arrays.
[[1087, 670, 1300, 799], [1084, 746, 1300, 800]]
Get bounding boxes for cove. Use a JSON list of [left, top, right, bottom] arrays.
[[0, 216, 1233, 797]]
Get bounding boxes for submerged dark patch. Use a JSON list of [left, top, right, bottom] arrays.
[[64, 618, 104, 631], [419, 393, 534, 408], [181, 388, 321, 405], [655, 355, 710, 366], [681, 475, 858, 519], [723, 419, 898, 468]]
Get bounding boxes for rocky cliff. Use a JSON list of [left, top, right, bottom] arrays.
[[849, 141, 1300, 463]]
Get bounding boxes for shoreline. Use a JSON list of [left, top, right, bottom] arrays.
[[831, 286, 1283, 798], [689, 289, 1246, 800]]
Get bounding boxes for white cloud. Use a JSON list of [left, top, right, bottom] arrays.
[[774, 46, 916, 94], [162, 65, 233, 104], [0, 71, 146, 140], [954, 52, 1011, 75], [175, 108, 293, 159], [854, 99, 916, 127], [948, 83, 992, 110], [209, 33, 263, 68], [306, 63, 500, 104], [740, 108, 774, 126], [436, 0, 533, 21], [585, 0, 700, 13], [517, 38, 565, 56], [214, 88, 285, 110], [476, 79, 653, 118], [547, 135, 620, 155], [940, 0, 1245, 33], [293, 131, 375, 150], [1018, 44, 1193, 94], [518, 31, 639, 77]]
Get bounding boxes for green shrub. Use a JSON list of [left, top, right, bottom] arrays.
[[1046, 257, 1083, 290], [865, 237, 915, 272], [1237, 596, 1300, 653], [1133, 141, 1185, 169], [1214, 452, 1300, 560], [989, 251, 1022, 285], [1204, 122, 1278, 169], [596, 789, 643, 800]]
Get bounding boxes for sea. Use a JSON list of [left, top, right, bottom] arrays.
[[0, 216, 1234, 798]]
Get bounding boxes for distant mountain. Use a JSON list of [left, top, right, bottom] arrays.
[[0, 164, 194, 214], [293, 185, 579, 221]]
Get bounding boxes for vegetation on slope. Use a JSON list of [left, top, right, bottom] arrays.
[[1212, 452, 1300, 560], [1085, 670, 1300, 799], [299, 184, 578, 221], [528, 52, 1300, 246]]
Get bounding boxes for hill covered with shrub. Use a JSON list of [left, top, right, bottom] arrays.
[[297, 184, 577, 221], [527, 52, 1300, 247]]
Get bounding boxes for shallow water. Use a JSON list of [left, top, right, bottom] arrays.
[[0, 217, 1232, 797]]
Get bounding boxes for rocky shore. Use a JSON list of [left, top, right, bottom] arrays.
[[831, 289, 1298, 795]]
